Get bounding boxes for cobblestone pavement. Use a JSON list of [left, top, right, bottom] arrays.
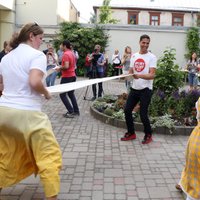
[[0, 78, 187, 200]]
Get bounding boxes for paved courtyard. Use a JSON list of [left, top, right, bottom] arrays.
[[0, 78, 188, 200]]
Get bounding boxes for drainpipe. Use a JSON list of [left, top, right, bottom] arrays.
[[191, 11, 194, 26]]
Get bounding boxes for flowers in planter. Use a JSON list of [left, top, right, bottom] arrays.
[[92, 89, 199, 131], [149, 89, 199, 126], [150, 114, 177, 134]]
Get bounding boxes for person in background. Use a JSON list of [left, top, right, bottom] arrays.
[[121, 46, 132, 93], [121, 34, 157, 144], [0, 23, 62, 200], [58, 40, 80, 118], [89, 44, 104, 100], [43, 43, 51, 55], [84, 53, 91, 77], [186, 52, 199, 91], [0, 41, 11, 62], [103, 51, 109, 77], [0, 41, 11, 96], [112, 49, 121, 76], [46, 45, 58, 86], [57, 44, 64, 65], [70, 44, 79, 74]]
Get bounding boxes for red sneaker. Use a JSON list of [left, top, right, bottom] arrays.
[[142, 135, 152, 144], [121, 133, 136, 141]]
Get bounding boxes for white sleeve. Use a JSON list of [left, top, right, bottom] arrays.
[[30, 53, 47, 75], [149, 54, 157, 68], [130, 55, 134, 69]]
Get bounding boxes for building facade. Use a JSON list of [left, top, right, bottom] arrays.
[[0, 0, 79, 49], [94, 0, 200, 27]]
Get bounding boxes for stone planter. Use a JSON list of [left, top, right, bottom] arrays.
[[90, 105, 194, 136]]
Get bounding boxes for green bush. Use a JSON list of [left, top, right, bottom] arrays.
[[54, 22, 109, 76], [153, 48, 184, 95], [104, 108, 115, 116], [185, 27, 200, 58]]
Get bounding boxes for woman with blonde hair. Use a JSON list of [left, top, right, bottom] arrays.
[[121, 46, 132, 92], [0, 23, 62, 200]]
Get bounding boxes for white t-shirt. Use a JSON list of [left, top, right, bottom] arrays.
[[130, 52, 157, 90], [0, 44, 47, 111]]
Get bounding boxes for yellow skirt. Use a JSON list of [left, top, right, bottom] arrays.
[[180, 122, 200, 200], [0, 106, 62, 197]]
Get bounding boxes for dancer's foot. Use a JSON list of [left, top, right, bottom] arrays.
[[175, 184, 183, 192]]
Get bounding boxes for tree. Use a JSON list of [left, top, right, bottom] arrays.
[[98, 0, 119, 24], [54, 22, 109, 76], [153, 48, 184, 95], [89, 13, 97, 24], [185, 27, 200, 58]]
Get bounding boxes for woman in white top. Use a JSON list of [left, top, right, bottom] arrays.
[[0, 23, 62, 200], [112, 49, 121, 76], [46, 45, 58, 86]]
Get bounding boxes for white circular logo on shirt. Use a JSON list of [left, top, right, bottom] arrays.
[[134, 58, 145, 72]]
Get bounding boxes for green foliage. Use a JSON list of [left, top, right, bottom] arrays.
[[93, 101, 108, 112], [150, 114, 177, 134], [105, 63, 114, 77], [185, 27, 200, 58], [112, 109, 125, 120], [153, 48, 184, 95], [54, 22, 109, 76], [149, 89, 199, 126], [98, 0, 119, 24], [104, 107, 115, 116], [100, 94, 118, 103]]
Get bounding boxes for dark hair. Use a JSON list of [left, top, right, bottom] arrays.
[[62, 40, 71, 49], [190, 52, 197, 62], [9, 23, 43, 49], [3, 41, 9, 49], [140, 34, 150, 42]]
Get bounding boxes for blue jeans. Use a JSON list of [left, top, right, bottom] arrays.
[[188, 73, 198, 87], [59, 77, 79, 114], [46, 65, 57, 87], [92, 71, 104, 98], [124, 88, 152, 135]]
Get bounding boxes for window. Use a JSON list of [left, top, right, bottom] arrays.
[[149, 12, 161, 25], [172, 13, 184, 26], [128, 11, 139, 25], [197, 14, 200, 26]]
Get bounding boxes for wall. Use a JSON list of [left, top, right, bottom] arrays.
[[0, 9, 15, 49], [99, 25, 189, 68], [57, 0, 70, 23], [16, 0, 57, 25], [69, 2, 78, 22], [96, 8, 197, 27], [0, 0, 15, 48]]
